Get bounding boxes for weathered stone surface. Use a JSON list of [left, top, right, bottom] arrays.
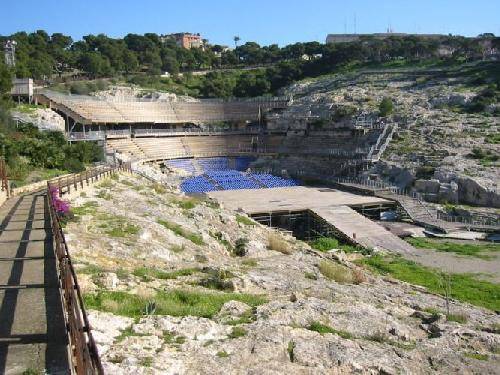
[[64, 170, 500, 374]]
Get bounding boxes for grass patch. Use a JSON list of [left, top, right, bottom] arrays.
[[139, 357, 153, 367], [309, 237, 369, 254], [310, 237, 340, 252], [84, 289, 266, 318], [97, 178, 114, 188], [318, 261, 353, 284], [96, 190, 112, 200], [162, 330, 183, 345], [170, 197, 200, 210], [241, 258, 258, 267], [464, 352, 489, 361], [196, 269, 235, 291], [228, 326, 247, 338], [361, 255, 500, 311], [216, 350, 230, 358], [71, 201, 99, 217], [132, 267, 199, 281], [171, 244, 185, 253], [267, 233, 291, 254], [236, 214, 256, 226], [157, 219, 204, 245], [287, 341, 295, 362], [307, 321, 352, 339], [151, 183, 166, 194], [224, 309, 256, 325], [115, 325, 148, 343], [406, 237, 500, 259], [95, 213, 140, 238], [304, 271, 317, 280], [78, 264, 105, 275], [446, 313, 468, 324]]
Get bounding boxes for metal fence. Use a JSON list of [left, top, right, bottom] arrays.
[[46, 162, 131, 374]]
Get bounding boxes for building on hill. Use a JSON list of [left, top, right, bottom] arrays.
[[11, 78, 33, 103], [161, 33, 205, 49], [326, 33, 446, 44]]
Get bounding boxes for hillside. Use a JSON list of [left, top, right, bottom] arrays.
[[63, 173, 500, 374], [276, 62, 499, 209]]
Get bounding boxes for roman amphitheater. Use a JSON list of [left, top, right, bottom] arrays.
[[2, 88, 499, 374]]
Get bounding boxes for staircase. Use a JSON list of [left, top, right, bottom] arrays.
[[246, 174, 267, 189], [191, 159, 203, 174], [376, 191, 462, 233], [180, 138, 192, 157], [203, 174, 224, 190], [367, 123, 397, 162]]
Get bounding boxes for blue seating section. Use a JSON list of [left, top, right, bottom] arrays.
[[176, 156, 299, 194], [207, 171, 260, 190], [166, 159, 196, 174], [250, 173, 299, 188], [180, 175, 217, 193], [197, 157, 229, 172], [235, 156, 256, 171]]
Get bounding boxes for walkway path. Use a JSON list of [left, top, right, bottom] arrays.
[[0, 192, 69, 374], [312, 205, 416, 254]]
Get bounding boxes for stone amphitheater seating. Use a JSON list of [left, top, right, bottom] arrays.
[[107, 138, 146, 159], [133, 137, 186, 159], [183, 136, 255, 155], [279, 135, 368, 156]]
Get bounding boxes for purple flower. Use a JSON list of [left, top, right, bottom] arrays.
[[49, 185, 71, 215]]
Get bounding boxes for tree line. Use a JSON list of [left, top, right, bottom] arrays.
[[1, 31, 498, 99], [0, 62, 103, 185], [1, 30, 498, 79]]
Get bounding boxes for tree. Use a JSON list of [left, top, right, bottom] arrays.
[[379, 97, 394, 117], [78, 52, 112, 78], [122, 50, 139, 73], [233, 36, 241, 49], [0, 62, 13, 96]]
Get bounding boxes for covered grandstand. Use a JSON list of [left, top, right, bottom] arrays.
[[35, 90, 291, 140]]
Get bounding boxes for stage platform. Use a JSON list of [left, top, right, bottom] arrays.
[[208, 186, 416, 254], [207, 186, 393, 214]]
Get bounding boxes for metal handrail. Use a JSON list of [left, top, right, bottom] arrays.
[[46, 162, 131, 374]]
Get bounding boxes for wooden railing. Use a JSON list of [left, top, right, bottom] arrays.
[[54, 163, 132, 197], [0, 158, 9, 197], [46, 162, 131, 374]]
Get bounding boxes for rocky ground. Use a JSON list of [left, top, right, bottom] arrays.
[[64, 172, 500, 374], [282, 64, 499, 208], [11, 105, 65, 132]]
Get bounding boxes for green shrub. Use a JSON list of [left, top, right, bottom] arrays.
[[229, 326, 247, 338], [310, 237, 339, 252], [379, 97, 394, 116], [236, 214, 256, 226], [233, 237, 248, 256]]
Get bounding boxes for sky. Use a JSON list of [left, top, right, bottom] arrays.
[[1, 0, 499, 46]]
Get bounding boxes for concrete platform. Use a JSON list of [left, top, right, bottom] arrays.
[[312, 206, 416, 254], [208, 186, 392, 214]]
